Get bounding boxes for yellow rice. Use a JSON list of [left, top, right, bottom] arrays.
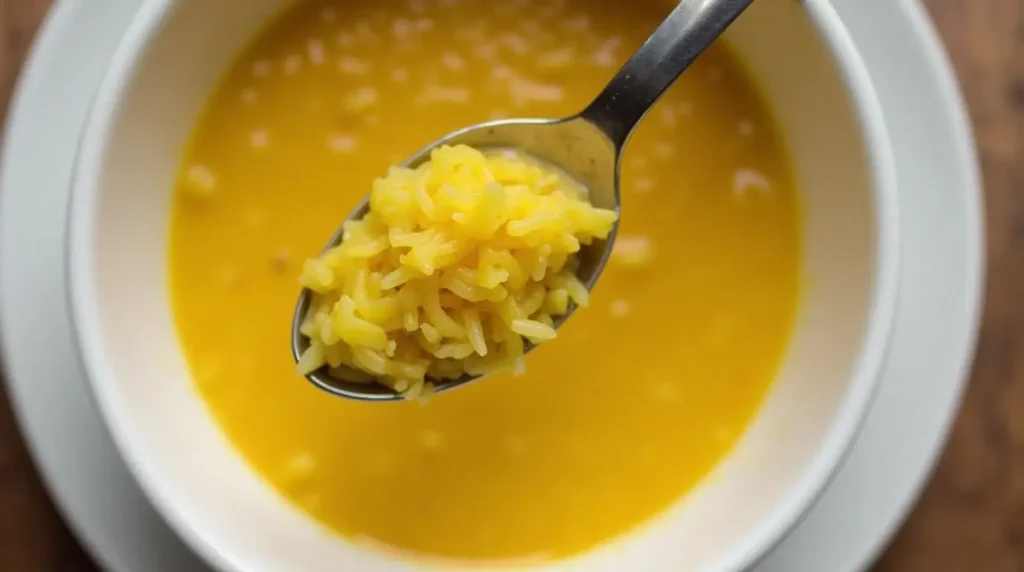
[[297, 144, 618, 396]]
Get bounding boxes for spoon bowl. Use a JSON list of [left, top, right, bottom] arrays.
[[291, 116, 622, 400], [293, 0, 754, 400]]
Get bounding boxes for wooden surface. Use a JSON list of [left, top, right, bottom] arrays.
[[0, 0, 1019, 570]]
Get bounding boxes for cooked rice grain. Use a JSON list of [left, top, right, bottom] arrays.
[[297, 144, 617, 395]]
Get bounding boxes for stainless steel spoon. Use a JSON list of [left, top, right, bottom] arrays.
[[293, 0, 754, 401]]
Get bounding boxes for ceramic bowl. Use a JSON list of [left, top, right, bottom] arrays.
[[67, 0, 899, 570]]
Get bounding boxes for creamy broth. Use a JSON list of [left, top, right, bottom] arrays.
[[169, 0, 800, 563]]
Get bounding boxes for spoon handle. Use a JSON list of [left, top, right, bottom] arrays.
[[580, 0, 754, 147]]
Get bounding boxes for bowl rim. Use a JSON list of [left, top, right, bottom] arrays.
[[714, 1, 901, 570], [65, 0, 901, 571]]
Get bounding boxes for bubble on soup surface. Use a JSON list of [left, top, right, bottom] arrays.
[[390, 67, 409, 82], [307, 40, 327, 65], [653, 142, 675, 160], [562, 14, 589, 31], [240, 88, 257, 105], [500, 32, 531, 55], [632, 177, 655, 194], [659, 106, 678, 127], [509, 77, 564, 107], [609, 299, 630, 317], [337, 55, 371, 75], [251, 60, 271, 77], [611, 235, 653, 267], [592, 36, 623, 68], [335, 31, 355, 47], [283, 54, 303, 75], [536, 47, 574, 69], [327, 133, 358, 153], [440, 52, 465, 71], [419, 430, 445, 451], [284, 453, 318, 481], [391, 18, 415, 38], [473, 43, 498, 61], [415, 85, 470, 105], [733, 168, 772, 197], [184, 164, 217, 197], [343, 86, 378, 112], [249, 129, 270, 149]]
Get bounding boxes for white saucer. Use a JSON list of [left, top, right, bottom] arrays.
[[0, 1, 982, 571]]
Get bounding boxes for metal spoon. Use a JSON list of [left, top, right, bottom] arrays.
[[293, 0, 754, 401]]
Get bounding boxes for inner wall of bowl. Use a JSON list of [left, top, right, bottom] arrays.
[[85, 0, 877, 570]]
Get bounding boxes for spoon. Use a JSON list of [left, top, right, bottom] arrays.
[[293, 0, 754, 401]]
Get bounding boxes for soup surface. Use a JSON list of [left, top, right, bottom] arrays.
[[169, 0, 801, 563]]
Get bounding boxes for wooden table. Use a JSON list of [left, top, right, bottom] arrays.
[[0, 0, 1019, 570]]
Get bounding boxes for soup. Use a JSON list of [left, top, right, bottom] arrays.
[[169, 0, 801, 563]]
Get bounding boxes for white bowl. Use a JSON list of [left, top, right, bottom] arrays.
[[66, 0, 899, 570]]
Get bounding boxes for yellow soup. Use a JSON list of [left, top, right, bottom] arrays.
[[169, 0, 801, 564]]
